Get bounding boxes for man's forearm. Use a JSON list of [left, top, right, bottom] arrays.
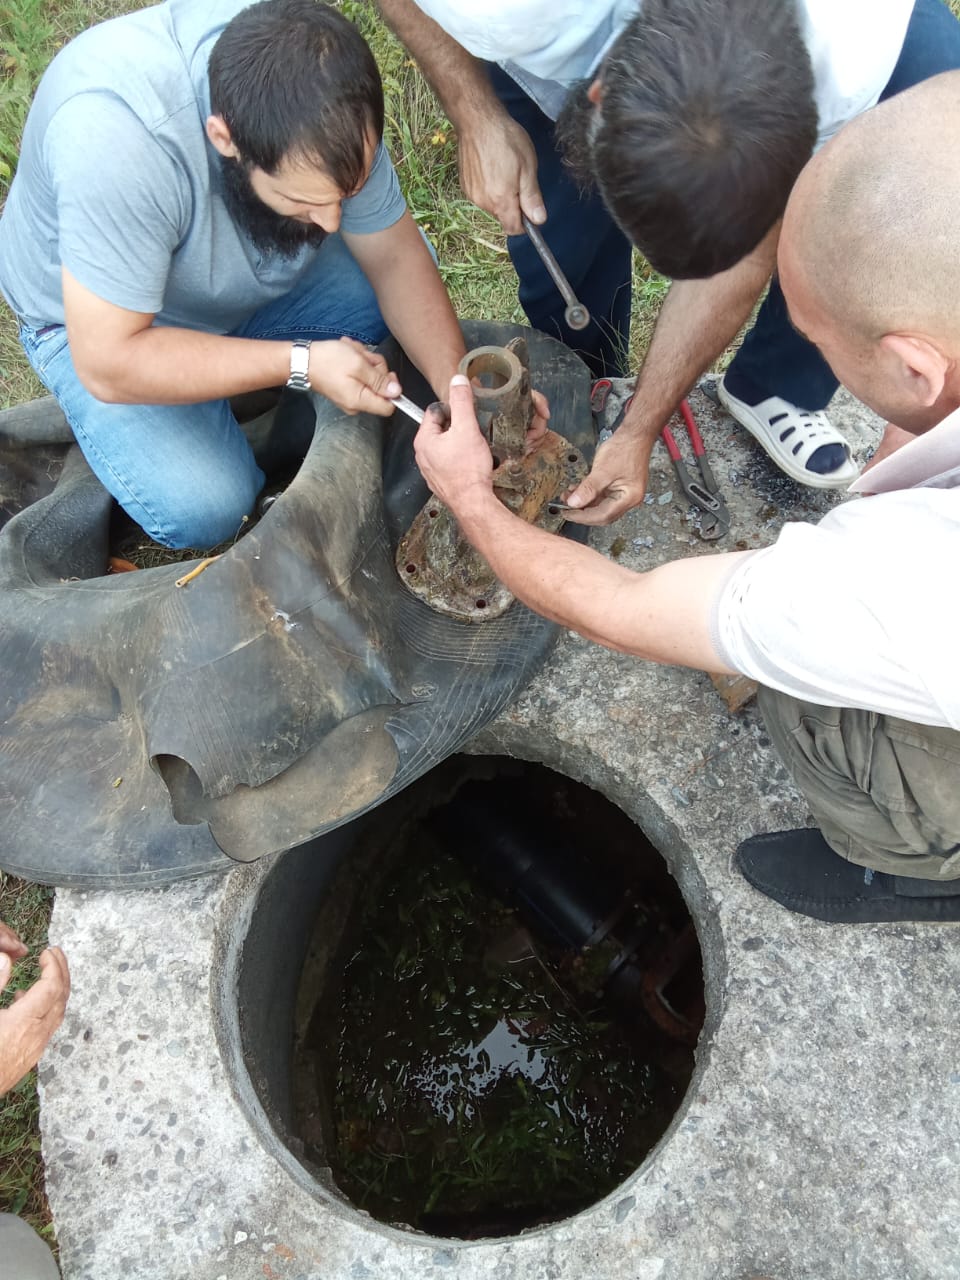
[[450, 487, 741, 671], [348, 215, 466, 397], [456, 488, 648, 647], [79, 327, 293, 405], [377, 0, 543, 233], [385, 275, 466, 401], [620, 223, 781, 450], [375, 0, 500, 130]]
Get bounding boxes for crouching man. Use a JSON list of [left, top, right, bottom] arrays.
[[0, 0, 466, 549], [414, 73, 960, 925]]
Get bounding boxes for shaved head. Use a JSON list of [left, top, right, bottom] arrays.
[[779, 71, 960, 429], [782, 72, 960, 346]]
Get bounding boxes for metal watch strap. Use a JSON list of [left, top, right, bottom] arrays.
[[286, 339, 312, 392]]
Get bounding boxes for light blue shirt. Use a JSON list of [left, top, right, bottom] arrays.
[[0, 0, 407, 332], [413, 0, 637, 119], [413, 0, 913, 134]]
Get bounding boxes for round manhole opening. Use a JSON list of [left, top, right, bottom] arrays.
[[232, 757, 704, 1240]]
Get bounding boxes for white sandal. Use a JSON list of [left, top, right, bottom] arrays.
[[717, 375, 860, 489]]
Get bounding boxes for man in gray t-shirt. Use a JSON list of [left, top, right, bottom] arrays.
[[0, 0, 466, 550]]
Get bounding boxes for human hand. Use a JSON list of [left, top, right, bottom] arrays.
[[0, 941, 71, 1095], [0, 921, 29, 963], [308, 337, 401, 416], [561, 429, 651, 525], [457, 113, 545, 235], [414, 374, 494, 511]]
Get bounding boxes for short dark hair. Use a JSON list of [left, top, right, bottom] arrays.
[[562, 0, 818, 279], [208, 0, 384, 188]]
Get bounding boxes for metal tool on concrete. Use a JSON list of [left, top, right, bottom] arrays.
[[397, 336, 588, 621], [522, 215, 590, 331], [661, 399, 730, 540], [590, 378, 614, 421], [591, 377, 636, 441]]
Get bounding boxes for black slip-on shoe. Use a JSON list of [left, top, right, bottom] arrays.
[[735, 829, 960, 924]]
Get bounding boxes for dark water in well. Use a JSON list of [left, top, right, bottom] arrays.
[[293, 773, 701, 1237]]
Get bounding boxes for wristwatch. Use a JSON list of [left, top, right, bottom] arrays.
[[286, 339, 312, 392]]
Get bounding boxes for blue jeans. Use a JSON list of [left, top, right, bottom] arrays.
[[19, 233, 387, 549], [728, 0, 960, 408], [487, 63, 633, 380], [493, 0, 960, 399]]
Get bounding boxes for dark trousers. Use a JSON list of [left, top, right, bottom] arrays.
[[758, 688, 960, 878], [487, 63, 633, 380], [489, 0, 960, 397]]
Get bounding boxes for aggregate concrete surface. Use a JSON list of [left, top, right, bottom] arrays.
[[39, 388, 960, 1279]]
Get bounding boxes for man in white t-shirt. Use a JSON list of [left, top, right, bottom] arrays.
[[412, 72, 960, 925], [378, 0, 960, 505]]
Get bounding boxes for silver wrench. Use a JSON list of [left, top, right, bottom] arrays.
[[391, 393, 426, 424], [522, 215, 590, 331]]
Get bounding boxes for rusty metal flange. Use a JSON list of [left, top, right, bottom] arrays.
[[396, 341, 588, 622]]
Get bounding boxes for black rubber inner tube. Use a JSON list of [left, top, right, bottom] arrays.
[[0, 321, 594, 888]]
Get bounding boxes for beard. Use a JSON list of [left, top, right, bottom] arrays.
[[219, 156, 328, 259], [555, 79, 600, 190]]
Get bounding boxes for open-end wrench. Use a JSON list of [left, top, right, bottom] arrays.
[[391, 392, 426, 424], [522, 215, 590, 332], [391, 393, 451, 430]]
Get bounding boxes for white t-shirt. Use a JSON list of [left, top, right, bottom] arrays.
[[414, 0, 914, 133], [712, 410, 960, 730]]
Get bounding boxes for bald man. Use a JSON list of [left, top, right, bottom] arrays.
[[413, 72, 960, 925]]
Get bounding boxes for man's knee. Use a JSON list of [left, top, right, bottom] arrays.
[[757, 686, 960, 875], [135, 470, 263, 550], [69, 401, 267, 550]]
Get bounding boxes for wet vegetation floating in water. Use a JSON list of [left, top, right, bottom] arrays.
[[294, 782, 700, 1238]]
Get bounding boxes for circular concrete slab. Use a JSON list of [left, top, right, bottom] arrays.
[[38, 389, 960, 1279]]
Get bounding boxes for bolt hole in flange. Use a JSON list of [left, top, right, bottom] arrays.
[[229, 758, 704, 1242]]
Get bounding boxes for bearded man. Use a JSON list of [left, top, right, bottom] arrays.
[[0, 0, 466, 548]]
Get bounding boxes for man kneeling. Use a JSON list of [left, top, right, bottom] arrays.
[[0, 0, 465, 550]]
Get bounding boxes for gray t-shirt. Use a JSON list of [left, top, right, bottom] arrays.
[[0, 0, 406, 332]]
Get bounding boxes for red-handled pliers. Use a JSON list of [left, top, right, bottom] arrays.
[[590, 379, 634, 434], [660, 400, 729, 540]]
